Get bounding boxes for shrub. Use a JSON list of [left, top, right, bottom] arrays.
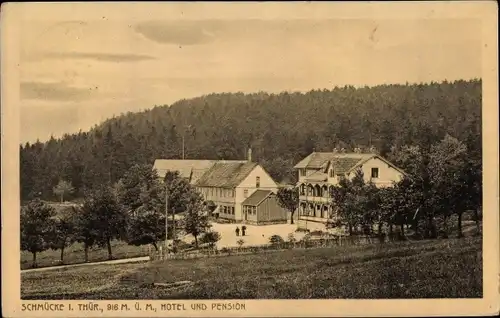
[[300, 233, 312, 247], [199, 231, 221, 249], [236, 239, 245, 248], [174, 240, 192, 251], [269, 235, 285, 245]]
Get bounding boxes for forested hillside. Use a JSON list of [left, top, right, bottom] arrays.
[[20, 79, 482, 201]]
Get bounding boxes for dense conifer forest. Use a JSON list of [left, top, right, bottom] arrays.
[[20, 79, 482, 201]]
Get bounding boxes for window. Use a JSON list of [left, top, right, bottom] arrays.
[[253, 207, 257, 215], [329, 169, 334, 178], [371, 168, 379, 179], [256, 176, 260, 188], [231, 207, 235, 215], [299, 169, 306, 177], [244, 189, 248, 198]]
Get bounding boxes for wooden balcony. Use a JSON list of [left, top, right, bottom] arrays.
[[299, 195, 331, 203]]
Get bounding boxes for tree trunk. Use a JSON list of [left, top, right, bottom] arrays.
[[348, 224, 353, 236], [457, 211, 463, 238], [443, 214, 449, 237], [290, 210, 294, 224], [84, 243, 89, 262], [377, 222, 383, 236], [400, 222, 405, 238], [106, 237, 113, 260], [60, 245, 65, 262], [32, 251, 37, 268], [152, 241, 158, 251], [474, 208, 481, 234], [389, 223, 393, 235], [60, 193, 64, 203], [426, 215, 436, 238], [194, 235, 198, 248]]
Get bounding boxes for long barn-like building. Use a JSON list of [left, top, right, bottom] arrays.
[[153, 149, 288, 224]]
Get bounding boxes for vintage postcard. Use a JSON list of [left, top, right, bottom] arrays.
[[1, 1, 499, 317]]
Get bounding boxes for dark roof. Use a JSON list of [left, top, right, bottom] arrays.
[[194, 161, 258, 188], [330, 157, 367, 174], [153, 159, 247, 184], [242, 190, 274, 206], [294, 152, 372, 170], [294, 152, 406, 175]]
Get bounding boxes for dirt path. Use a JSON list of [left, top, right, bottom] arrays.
[[21, 256, 150, 273]]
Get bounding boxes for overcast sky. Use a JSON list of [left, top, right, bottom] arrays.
[[14, 3, 482, 143]]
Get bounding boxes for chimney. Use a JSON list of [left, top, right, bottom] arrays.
[[247, 148, 252, 162]]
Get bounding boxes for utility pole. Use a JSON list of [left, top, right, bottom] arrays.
[[182, 124, 193, 160], [165, 187, 169, 254], [182, 134, 185, 160], [172, 207, 176, 253]]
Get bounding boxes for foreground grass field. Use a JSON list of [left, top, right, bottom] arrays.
[[22, 236, 481, 299]]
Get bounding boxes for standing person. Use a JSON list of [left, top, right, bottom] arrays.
[[235, 226, 240, 237], [241, 225, 247, 236]]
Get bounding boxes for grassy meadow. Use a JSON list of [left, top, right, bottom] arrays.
[[22, 236, 482, 299]]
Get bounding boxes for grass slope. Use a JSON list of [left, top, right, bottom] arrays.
[[22, 237, 482, 299]]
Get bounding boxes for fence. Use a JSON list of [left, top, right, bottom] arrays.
[[150, 234, 394, 261]]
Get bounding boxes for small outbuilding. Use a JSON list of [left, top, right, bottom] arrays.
[[241, 190, 288, 225]]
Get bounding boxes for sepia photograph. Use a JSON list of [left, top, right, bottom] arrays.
[[2, 1, 499, 317]]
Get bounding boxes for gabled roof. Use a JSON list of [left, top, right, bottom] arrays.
[[348, 155, 407, 176], [294, 152, 406, 176], [153, 160, 214, 180], [294, 152, 372, 170], [196, 161, 257, 188], [242, 189, 274, 206], [195, 161, 258, 188], [153, 159, 247, 184], [331, 157, 368, 175], [304, 170, 328, 182]]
